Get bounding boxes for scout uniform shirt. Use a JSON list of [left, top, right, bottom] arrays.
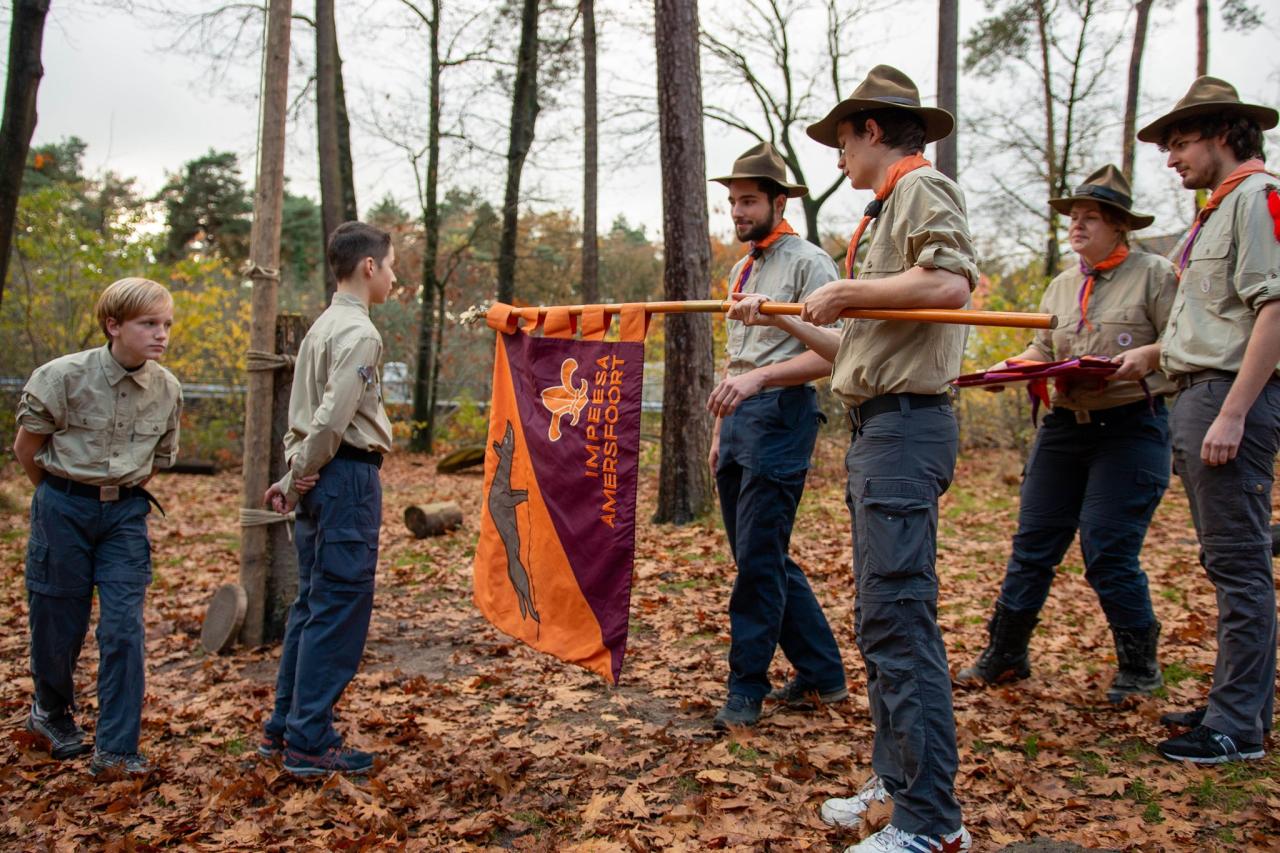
[[1029, 250, 1177, 410], [280, 292, 394, 500], [726, 234, 841, 376], [829, 167, 980, 407], [1161, 172, 1280, 378], [16, 345, 182, 487]]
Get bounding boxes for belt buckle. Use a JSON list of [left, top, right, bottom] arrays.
[[849, 406, 862, 431], [100, 485, 120, 501], [1074, 410, 1091, 425]]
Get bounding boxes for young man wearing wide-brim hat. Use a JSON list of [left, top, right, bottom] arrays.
[[730, 64, 976, 853], [956, 164, 1178, 704], [1136, 76, 1280, 765], [703, 142, 849, 731]]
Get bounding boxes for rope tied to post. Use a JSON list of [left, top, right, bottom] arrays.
[[239, 507, 295, 541], [241, 262, 281, 281], [245, 349, 296, 372]]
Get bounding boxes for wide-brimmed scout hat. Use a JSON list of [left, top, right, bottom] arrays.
[[709, 142, 808, 198], [1137, 75, 1278, 143], [806, 64, 954, 149], [1048, 164, 1154, 230]]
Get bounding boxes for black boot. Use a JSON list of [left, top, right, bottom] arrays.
[[957, 602, 1038, 684], [1108, 621, 1162, 703]]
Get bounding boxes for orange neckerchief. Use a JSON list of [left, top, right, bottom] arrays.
[[733, 218, 797, 293], [1075, 243, 1129, 332], [1177, 158, 1272, 277], [844, 154, 931, 277]]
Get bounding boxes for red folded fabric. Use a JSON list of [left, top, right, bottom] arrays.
[[955, 357, 1120, 424]]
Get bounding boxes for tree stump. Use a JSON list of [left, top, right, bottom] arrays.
[[404, 501, 463, 538]]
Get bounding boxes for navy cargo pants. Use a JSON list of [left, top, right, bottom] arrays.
[[1172, 376, 1280, 744], [846, 399, 962, 837], [26, 482, 151, 754], [716, 385, 845, 700], [999, 400, 1169, 628], [265, 456, 382, 753]]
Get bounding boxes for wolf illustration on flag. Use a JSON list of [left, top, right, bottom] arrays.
[[473, 304, 648, 683]]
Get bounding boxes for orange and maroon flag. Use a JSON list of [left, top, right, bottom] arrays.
[[473, 303, 649, 684]]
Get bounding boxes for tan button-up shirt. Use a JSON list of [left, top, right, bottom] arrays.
[[726, 233, 840, 376], [1160, 172, 1280, 377], [17, 344, 182, 486], [281, 292, 393, 499], [830, 167, 980, 407], [1028, 250, 1177, 410]]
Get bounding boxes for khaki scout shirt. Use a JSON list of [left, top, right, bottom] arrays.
[[726, 233, 840, 376], [281, 292, 393, 499], [1161, 172, 1280, 377], [16, 345, 182, 487], [1029, 250, 1177, 410], [829, 167, 980, 407]]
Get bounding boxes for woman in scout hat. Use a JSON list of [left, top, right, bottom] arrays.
[[958, 164, 1178, 706]]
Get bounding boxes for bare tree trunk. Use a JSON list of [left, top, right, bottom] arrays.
[[1121, 0, 1155, 183], [265, 313, 306, 641], [496, 0, 541, 305], [316, 0, 344, 301], [411, 0, 443, 453], [1196, 0, 1209, 75], [335, 47, 358, 221], [0, 0, 51, 309], [936, 0, 959, 179], [1035, 0, 1059, 276], [239, 0, 292, 647], [580, 0, 599, 303], [654, 0, 714, 525]]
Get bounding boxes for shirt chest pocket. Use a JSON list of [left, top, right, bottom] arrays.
[[1097, 305, 1155, 352], [130, 418, 167, 465], [1184, 236, 1233, 304], [860, 244, 906, 276], [65, 412, 111, 456]]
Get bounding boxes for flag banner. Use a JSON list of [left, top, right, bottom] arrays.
[[473, 303, 649, 684]]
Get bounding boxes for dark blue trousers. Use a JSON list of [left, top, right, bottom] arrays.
[[26, 482, 151, 754], [846, 400, 961, 837], [716, 385, 844, 700], [999, 400, 1169, 629], [265, 456, 382, 753]]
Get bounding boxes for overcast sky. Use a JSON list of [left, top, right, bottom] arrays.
[[19, 0, 1280, 248]]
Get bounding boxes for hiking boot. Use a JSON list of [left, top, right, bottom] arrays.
[[820, 774, 888, 828], [956, 602, 1037, 685], [258, 729, 285, 758], [1160, 706, 1206, 728], [27, 702, 91, 760], [1107, 621, 1163, 703], [767, 677, 849, 707], [712, 694, 762, 730], [845, 824, 972, 853], [1158, 725, 1264, 764], [282, 745, 375, 777], [89, 750, 151, 777]]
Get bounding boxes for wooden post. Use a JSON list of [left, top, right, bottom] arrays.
[[265, 313, 307, 642], [239, 0, 293, 647]]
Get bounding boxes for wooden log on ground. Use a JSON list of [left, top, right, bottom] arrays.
[[405, 501, 463, 538], [166, 459, 218, 475], [436, 444, 485, 474], [200, 583, 248, 654]]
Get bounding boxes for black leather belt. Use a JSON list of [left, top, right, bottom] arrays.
[[1174, 369, 1236, 391], [335, 442, 384, 468], [848, 392, 949, 430], [42, 473, 165, 515], [1051, 397, 1164, 426]]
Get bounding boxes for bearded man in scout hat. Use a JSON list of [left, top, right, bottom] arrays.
[[730, 65, 976, 853], [704, 142, 848, 730], [1136, 77, 1280, 765]]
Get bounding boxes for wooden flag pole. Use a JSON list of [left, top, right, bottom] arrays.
[[478, 301, 1057, 330]]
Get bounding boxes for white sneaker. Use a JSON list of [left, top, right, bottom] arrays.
[[820, 774, 889, 827], [845, 824, 972, 853]]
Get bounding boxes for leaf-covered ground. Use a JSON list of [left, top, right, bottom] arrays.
[[1, 440, 1278, 851]]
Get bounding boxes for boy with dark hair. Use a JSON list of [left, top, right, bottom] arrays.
[[259, 220, 397, 777], [1136, 77, 1280, 765], [14, 277, 181, 777], [732, 64, 976, 852], [704, 142, 848, 730]]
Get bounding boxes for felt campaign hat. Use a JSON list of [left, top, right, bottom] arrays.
[[1048, 164, 1155, 230], [807, 64, 954, 148], [1137, 76, 1278, 143], [709, 142, 808, 198]]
